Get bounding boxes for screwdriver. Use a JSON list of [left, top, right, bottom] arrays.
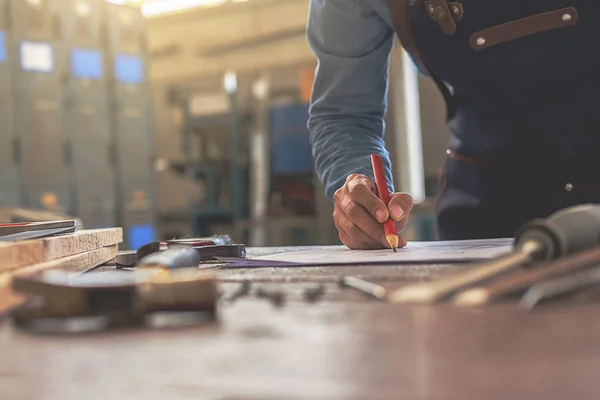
[[389, 204, 600, 304]]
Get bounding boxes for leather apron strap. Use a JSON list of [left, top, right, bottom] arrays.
[[389, 0, 456, 118]]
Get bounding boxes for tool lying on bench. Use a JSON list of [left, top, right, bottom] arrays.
[[340, 276, 388, 301], [0, 220, 77, 242], [136, 235, 234, 259], [10, 268, 217, 332], [454, 246, 600, 307], [116, 235, 246, 270], [389, 204, 600, 304], [520, 264, 600, 309]]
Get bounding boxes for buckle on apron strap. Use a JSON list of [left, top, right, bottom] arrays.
[[424, 0, 462, 34]]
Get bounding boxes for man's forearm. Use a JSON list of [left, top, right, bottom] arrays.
[[306, 0, 396, 201], [310, 118, 394, 201]]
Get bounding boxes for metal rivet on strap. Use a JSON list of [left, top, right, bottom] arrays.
[[565, 183, 574, 192], [434, 6, 446, 19], [428, 4, 435, 13], [452, 5, 460, 14], [476, 37, 486, 46], [562, 13, 572, 22]]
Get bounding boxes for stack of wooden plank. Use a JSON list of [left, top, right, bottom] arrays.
[[0, 228, 123, 314]]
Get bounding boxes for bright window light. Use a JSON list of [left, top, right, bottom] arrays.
[[402, 49, 426, 203], [20, 41, 54, 73], [140, 0, 227, 17], [105, 0, 249, 17], [223, 70, 238, 94]]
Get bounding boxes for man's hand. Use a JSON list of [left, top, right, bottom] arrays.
[[333, 174, 414, 250]]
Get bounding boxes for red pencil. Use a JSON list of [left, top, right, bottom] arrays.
[[370, 154, 399, 251]]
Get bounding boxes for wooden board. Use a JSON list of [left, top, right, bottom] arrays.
[[0, 245, 118, 314], [0, 228, 122, 273]]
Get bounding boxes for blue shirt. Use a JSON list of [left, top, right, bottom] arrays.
[[307, 0, 398, 201]]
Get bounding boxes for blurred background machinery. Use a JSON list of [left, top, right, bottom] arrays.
[[0, 0, 18, 209], [61, 0, 116, 230], [0, 0, 156, 249], [0, 0, 453, 247], [158, 69, 328, 247], [104, 2, 156, 249], [9, 0, 71, 214]]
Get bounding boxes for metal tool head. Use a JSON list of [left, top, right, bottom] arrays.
[[0, 220, 78, 242], [165, 235, 232, 247], [515, 204, 600, 261], [11, 269, 217, 333], [116, 241, 246, 269]]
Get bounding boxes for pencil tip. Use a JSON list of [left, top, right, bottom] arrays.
[[392, 247, 397, 253], [386, 234, 399, 250]]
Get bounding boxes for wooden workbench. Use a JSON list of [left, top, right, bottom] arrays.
[[1, 246, 599, 400]]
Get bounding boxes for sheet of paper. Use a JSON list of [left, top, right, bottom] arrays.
[[252, 238, 513, 266]]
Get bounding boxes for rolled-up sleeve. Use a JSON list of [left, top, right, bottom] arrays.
[[307, 0, 395, 201]]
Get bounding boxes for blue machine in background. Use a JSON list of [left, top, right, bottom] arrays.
[[269, 103, 316, 242], [270, 104, 312, 175]]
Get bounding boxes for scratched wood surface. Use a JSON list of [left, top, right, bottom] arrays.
[[1, 246, 600, 400]]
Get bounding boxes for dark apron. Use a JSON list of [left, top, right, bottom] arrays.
[[390, 0, 600, 240]]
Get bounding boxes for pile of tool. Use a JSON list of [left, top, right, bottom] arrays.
[[5, 234, 249, 333], [5, 203, 600, 334], [342, 204, 600, 309]]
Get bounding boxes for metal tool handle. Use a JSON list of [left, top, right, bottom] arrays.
[[137, 246, 202, 270], [515, 204, 600, 260]]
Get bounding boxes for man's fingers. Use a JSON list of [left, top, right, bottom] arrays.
[[346, 175, 388, 223], [338, 197, 386, 246], [346, 173, 376, 192], [388, 193, 414, 222], [339, 230, 384, 250], [334, 207, 382, 246], [334, 175, 415, 251]]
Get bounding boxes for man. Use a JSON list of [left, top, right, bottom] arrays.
[[307, 0, 600, 248]]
